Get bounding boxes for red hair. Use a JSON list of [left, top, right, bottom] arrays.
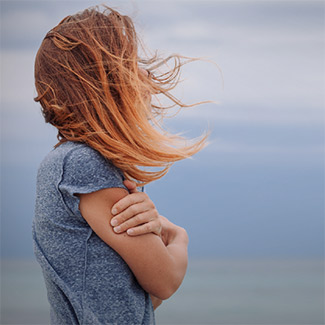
[[34, 5, 208, 185]]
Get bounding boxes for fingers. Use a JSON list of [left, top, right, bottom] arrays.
[[110, 185, 161, 237], [112, 209, 159, 234], [126, 219, 162, 237], [111, 200, 151, 229], [111, 192, 146, 217], [123, 179, 138, 194]]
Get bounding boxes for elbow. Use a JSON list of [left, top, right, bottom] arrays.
[[150, 288, 175, 301], [163, 283, 181, 300], [150, 257, 188, 300], [147, 277, 182, 300], [156, 285, 178, 300]]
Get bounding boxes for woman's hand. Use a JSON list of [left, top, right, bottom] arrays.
[[159, 215, 188, 247], [110, 180, 162, 237], [79, 186, 189, 300]]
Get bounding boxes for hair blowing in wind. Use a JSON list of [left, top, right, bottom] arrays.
[[34, 5, 208, 185]]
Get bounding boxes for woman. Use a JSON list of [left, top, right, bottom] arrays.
[[33, 5, 207, 324]]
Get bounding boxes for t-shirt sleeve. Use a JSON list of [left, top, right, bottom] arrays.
[[58, 145, 128, 220]]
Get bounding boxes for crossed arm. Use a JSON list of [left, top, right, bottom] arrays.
[[78, 180, 189, 303]]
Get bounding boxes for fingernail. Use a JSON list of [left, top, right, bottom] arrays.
[[112, 208, 117, 215], [127, 229, 134, 235], [114, 226, 121, 233], [111, 219, 118, 227]]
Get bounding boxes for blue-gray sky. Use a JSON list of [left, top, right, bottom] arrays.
[[1, 0, 324, 258]]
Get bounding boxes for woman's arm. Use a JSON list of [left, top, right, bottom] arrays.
[[111, 180, 162, 237], [150, 294, 163, 310], [78, 187, 188, 300]]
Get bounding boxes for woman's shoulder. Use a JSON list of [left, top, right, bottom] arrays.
[[42, 141, 110, 168], [39, 141, 124, 182], [57, 141, 99, 159], [64, 141, 119, 170], [61, 142, 126, 190]]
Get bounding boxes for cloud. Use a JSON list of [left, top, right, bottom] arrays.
[[138, 2, 324, 125], [171, 103, 324, 126], [1, 50, 36, 106], [1, 0, 323, 260], [208, 138, 323, 156], [1, 7, 54, 50], [1, 0, 323, 152]]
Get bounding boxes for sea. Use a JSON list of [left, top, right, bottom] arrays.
[[1, 258, 324, 325]]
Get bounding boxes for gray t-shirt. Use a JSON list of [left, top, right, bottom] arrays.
[[33, 141, 155, 325]]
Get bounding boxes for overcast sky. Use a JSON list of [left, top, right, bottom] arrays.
[[1, 0, 324, 259]]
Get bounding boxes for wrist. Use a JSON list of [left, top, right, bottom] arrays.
[[159, 216, 189, 246]]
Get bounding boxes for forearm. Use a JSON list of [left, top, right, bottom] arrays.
[[163, 226, 189, 296], [79, 189, 189, 301], [131, 225, 189, 300]]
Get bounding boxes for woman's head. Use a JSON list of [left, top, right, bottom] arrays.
[[35, 5, 207, 184]]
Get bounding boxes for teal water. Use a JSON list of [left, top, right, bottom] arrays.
[[1, 259, 324, 324]]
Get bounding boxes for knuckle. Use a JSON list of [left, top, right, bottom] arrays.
[[128, 196, 135, 205], [117, 213, 127, 223], [154, 219, 161, 229], [133, 214, 142, 225], [131, 193, 140, 201], [144, 223, 151, 232], [128, 205, 135, 214], [129, 205, 139, 215], [149, 208, 158, 220], [117, 215, 128, 226], [140, 192, 148, 200], [122, 219, 133, 230]]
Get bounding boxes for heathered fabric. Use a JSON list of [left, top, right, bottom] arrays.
[[32, 141, 155, 325]]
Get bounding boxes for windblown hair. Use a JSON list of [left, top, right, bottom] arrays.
[[34, 5, 207, 184]]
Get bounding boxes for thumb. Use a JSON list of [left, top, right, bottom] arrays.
[[123, 179, 138, 193]]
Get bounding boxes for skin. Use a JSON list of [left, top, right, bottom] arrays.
[[110, 180, 162, 237], [78, 70, 187, 308], [78, 185, 189, 304], [111, 72, 162, 239], [109, 180, 167, 309]]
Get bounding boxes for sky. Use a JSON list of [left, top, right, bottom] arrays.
[[1, 0, 324, 259]]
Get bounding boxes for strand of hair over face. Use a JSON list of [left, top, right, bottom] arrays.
[[34, 5, 209, 185]]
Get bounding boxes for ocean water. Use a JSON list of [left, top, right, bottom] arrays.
[[1, 258, 324, 325]]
